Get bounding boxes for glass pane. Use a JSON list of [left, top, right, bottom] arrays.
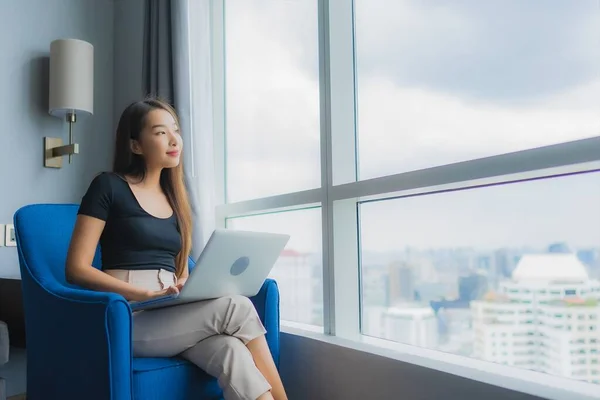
[[227, 208, 323, 327], [225, 0, 321, 202], [354, 1, 600, 180], [359, 171, 600, 384]]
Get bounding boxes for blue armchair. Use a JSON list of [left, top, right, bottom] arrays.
[[14, 204, 280, 400]]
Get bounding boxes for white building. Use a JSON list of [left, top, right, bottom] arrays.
[[381, 304, 439, 348], [269, 249, 314, 325], [436, 307, 475, 357], [472, 253, 600, 384], [362, 306, 388, 339]]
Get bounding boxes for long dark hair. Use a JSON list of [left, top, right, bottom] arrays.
[[113, 97, 192, 278]]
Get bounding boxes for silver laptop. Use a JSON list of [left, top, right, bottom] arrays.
[[129, 228, 290, 311]]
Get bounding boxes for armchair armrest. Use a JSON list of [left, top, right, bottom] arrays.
[[21, 272, 132, 400], [250, 278, 280, 367]]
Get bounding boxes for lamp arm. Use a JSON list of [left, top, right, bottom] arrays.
[[67, 112, 76, 164], [43, 112, 79, 169]]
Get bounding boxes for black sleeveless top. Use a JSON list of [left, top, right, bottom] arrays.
[[77, 172, 181, 273]]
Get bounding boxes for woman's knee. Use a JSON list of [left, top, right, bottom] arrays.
[[229, 294, 255, 312], [215, 294, 256, 317], [186, 335, 252, 377], [220, 334, 248, 354], [217, 295, 264, 338], [210, 336, 257, 376]]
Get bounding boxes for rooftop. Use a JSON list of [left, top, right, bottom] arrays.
[[511, 253, 589, 283], [546, 298, 599, 308], [477, 292, 600, 308], [385, 303, 435, 317], [280, 248, 304, 257]]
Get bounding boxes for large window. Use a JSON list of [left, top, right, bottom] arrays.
[[360, 172, 600, 364], [212, 0, 600, 389]]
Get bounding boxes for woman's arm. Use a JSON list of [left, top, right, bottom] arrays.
[[66, 215, 171, 302], [176, 265, 189, 289]]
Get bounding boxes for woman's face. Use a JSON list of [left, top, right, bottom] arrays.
[[131, 108, 183, 169]]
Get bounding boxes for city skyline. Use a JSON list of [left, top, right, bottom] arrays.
[[265, 239, 600, 384]]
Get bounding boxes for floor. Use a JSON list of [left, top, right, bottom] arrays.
[[0, 347, 26, 398]]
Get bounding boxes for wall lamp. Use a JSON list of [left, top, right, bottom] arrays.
[[44, 38, 94, 168]]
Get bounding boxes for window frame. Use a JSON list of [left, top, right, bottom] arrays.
[[208, 0, 600, 397]]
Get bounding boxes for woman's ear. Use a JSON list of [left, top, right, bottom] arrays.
[[130, 139, 143, 155]]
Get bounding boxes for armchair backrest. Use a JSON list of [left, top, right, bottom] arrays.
[[14, 203, 196, 290], [14, 204, 102, 290]]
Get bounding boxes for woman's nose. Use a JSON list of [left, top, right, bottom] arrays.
[[168, 132, 178, 146]]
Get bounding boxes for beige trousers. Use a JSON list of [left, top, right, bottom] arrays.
[[106, 269, 272, 400]]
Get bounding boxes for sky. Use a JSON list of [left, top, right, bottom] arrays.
[[223, 0, 600, 254]]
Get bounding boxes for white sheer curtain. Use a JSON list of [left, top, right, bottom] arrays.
[[172, 0, 216, 259]]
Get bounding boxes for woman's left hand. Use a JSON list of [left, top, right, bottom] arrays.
[[176, 278, 187, 291]]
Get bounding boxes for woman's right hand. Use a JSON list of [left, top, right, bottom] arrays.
[[138, 285, 180, 301]]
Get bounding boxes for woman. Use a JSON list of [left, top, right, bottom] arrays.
[[65, 98, 288, 400]]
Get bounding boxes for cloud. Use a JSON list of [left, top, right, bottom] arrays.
[[226, 158, 319, 203], [225, 0, 320, 202], [354, 0, 600, 101], [357, 76, 600, 179]]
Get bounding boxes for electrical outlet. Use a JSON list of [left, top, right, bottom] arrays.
[[0, 224, 4, 247], [4, 224, 16, 247]]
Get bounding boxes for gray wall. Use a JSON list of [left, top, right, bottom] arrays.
[[0, 0, 116, 277], [113, 0, 145, 121], [280, 333, 546, 400]]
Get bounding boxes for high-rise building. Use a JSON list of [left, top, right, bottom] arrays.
[[472, 253, 600, 384], [388, 261, 415, 304], [436, 307, 474, 356], [362, 264, 389, 307], [382, 304, 439, 348], [269, 249, 314, 325], [459, 272, 488, 302], [492, 248, 522, 287], [577, 248, 600, 280]]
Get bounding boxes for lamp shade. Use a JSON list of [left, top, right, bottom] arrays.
[[49, 38, 94, 118]]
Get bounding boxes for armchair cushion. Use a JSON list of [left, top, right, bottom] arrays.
[[132, 358, 221, 400]]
